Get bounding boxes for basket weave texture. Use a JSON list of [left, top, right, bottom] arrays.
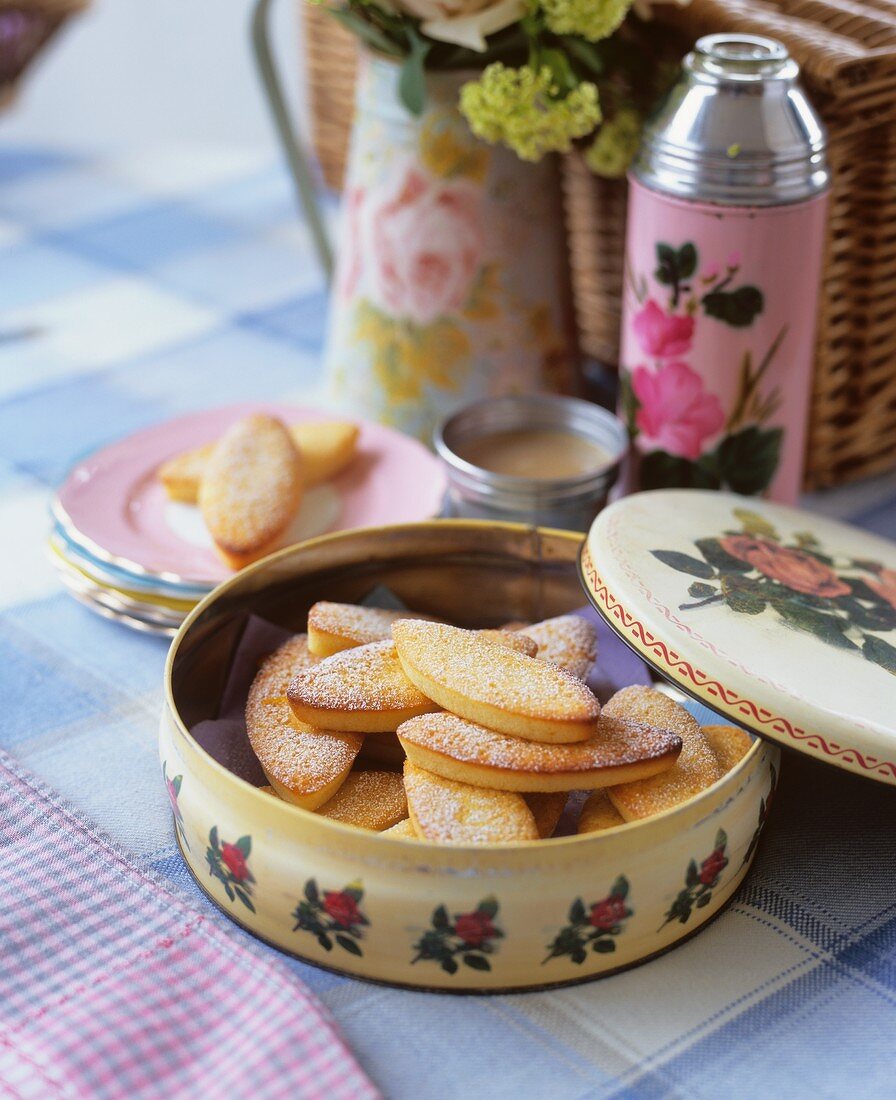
[[301, 0, 896, 488], [0, 0, 87, 107]]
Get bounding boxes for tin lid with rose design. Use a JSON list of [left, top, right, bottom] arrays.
[[580, 489, 896, 786]]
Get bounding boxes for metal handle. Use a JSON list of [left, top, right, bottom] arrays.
[[251, 0, 334, 280]]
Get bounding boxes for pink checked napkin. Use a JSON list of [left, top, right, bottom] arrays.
[[0, 749, 378, 1100]]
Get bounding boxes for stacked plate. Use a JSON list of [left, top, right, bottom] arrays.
[[49, 403, 447, 637]]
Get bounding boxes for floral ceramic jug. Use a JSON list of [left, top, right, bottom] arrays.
[[324, 52, 576, 442]]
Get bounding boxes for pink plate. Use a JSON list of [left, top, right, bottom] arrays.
[[54, 404, 447, 586]]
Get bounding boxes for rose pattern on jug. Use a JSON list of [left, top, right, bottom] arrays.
[[544, 875, 632, 965], [661, 829, 729, 928], [411, 896, 503, 974], [653, 508, 896, 673], [206, 826, 255, 912], [292, 879, 369, 957], [162, 761, 189, 851], [327, 66, 571, 440], [622, 240, 787, 495]]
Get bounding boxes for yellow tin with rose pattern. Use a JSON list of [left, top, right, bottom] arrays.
[[160, 520, 778, 992]]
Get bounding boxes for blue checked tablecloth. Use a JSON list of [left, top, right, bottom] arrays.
[[2, 144, 896, 1098]]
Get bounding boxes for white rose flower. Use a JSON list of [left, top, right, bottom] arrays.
[[395, 0, 527, 52]]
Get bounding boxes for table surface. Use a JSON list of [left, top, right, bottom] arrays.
[[2, 144, 896, 1099]]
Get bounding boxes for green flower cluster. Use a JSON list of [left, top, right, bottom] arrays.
[[459, 63, 601, 162], [585, 106, 642, 177], [540, 0, 633, 42]]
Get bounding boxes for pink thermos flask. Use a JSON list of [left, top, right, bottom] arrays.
[[619, 34, 829, 502]]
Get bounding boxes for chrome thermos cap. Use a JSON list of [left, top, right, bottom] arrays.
[[634, 34, 829, 206]]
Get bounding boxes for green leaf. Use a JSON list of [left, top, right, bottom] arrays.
[[433, 905, 450, 930], [676, 243, 697, 279], [685, 859, 699, 887], [336, 934, 363, 957], [540, 47, 577, 93], [688, 581, 718, 599], [611, 875, 629, 900], [695, 537, 752, 573], [715, 829, 727, 849], [463, 953, 491, 971], [560, 35, 605, 76], [304, 879, 319, 906], [651, 550, 716, 580], [655, 243, 677, 286], [696, 893, 712, 908], [569, 898, 586, 924], [477, 896, 499, 919], [571, 947, 587, 965], [619, 371, 639, 435], [721, 575, 765, 615], [863, 634, 896, 675], [593, 938, 616, 953], [172, 775, 182, 795], [318, 932, 333, 952], [398, 28, 430, 116], [224, 882, 235, 902], [441, 957, 458, 975], [777, 602, 857, 650], [327, 7, 404, 58], [209, 826, 219, 851], [837, 598, 896, 632], [235, 835, 251, 857], [703, 285, 764, 326], [715, 426, 783, 495], [639, 451, 721, 491], [235, 887, 254, 913]]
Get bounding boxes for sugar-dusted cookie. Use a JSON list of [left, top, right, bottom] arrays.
[[404, 762, 539, 844], [382, 817, 418, 839], [158, 419, 358, 503], [397, 711, 681, 792], [307, 602, 434, 657], [288, 640, 438, 733], [392, 621, 600, 744], [292, 420, 359, 485], [245, 634, 362, 809], [703, 725, 753, 774], [524, 615, 598, 679], [476, 629, 538, 657], [199, 414, 303, 570], [578, 790, 627, 833], [604, 687, 722, 822], [158, 441, 215, 503], [316, 770, 408, 831], [524, 792, 567, 839]]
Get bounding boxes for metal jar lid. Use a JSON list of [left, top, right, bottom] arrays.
[[633, 34, 829, 206]]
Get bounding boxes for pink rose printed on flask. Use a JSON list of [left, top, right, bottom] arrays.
[[620, 240, 786, 497]]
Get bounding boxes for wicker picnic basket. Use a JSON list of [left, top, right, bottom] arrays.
[[0, 0, 87, 109], [301, 0, 896, 488]]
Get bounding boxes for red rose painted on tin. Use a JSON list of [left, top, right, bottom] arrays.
[[411, 896, 503, 974], [221, 842, 250, 883], [661, 830, 729, 928], [652, 508, 896, 675], [719, 535, 851, 598], [632, 298, 695, 359], [454, 910, 495, 948], [206, 828, 255, 912], [293, 880, 369, 956], [545, 877, 633, 965], [631, 361, 725, 460], [323, 890, 363, 929], [699, 847, 728, 887]]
